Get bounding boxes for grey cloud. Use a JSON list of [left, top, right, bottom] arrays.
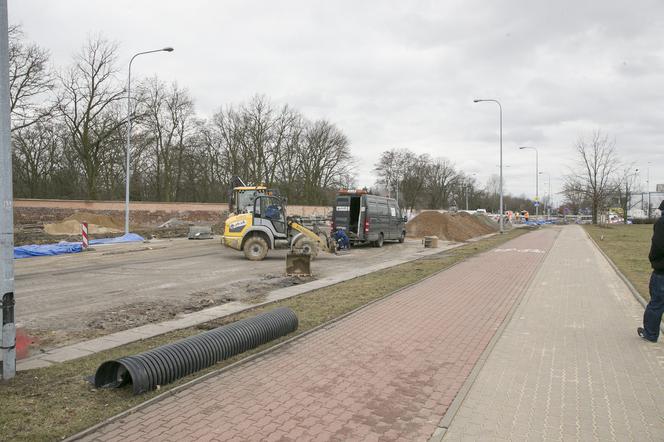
[[8, 0, 664, 195]]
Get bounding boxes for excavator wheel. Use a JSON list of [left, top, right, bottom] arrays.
[[292, 237, 319, 259], [243, 236, 269, 261]]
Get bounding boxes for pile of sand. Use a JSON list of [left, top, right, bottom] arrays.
[[406, 211, 498, 242], [44, 212, 123, 236]]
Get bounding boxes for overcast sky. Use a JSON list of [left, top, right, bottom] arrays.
[[9, 0, 664, 202]]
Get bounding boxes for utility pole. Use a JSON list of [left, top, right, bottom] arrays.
[[647, 162, 651, 219], [0, 0, 16, 380], [519, 146, 539, 218], [473, 99, 504, 234], [124, 47, 173, 235], [465, 185, 469, 211]]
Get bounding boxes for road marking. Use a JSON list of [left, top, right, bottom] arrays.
[[493, 248, 545, 254]]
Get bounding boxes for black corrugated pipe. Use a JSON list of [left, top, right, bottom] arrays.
[[94, 307, 298, 394]]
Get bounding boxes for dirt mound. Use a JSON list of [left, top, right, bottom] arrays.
[[406, 211, 498, 242], [44, 212, 123, 235], [64, 212, 124, 229], [471, 212, 501, 231]]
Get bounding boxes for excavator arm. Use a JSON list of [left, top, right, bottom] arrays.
[[288, 221, 335, 254]]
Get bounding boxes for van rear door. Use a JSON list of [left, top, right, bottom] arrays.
[[335, 195, 363, 240], [334, 195, 351, 232]]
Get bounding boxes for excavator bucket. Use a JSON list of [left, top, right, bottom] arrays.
[[286, 252, 311, 276]]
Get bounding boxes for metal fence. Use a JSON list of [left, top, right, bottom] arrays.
[[628, 192, 664, 218]]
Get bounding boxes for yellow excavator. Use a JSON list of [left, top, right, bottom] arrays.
[[222, 178, 336, 261]]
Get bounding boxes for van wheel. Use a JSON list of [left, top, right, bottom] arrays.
[[398, 231, 405, 243], [374, 233, 384, 248], [243, 236, 269, 261]]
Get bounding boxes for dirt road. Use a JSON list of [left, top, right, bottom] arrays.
[[15, 237, 446, 348]]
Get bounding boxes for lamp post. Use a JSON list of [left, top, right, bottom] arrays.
[[628, 168, 639, 222], [465, 172, 477, 211], [0, 0, 16, 380], [647, 161, 651, 219], [473, 99, 504, 233], [125, 47, 174, 235], [539, 171, 551, 218], [519, 146, 539, 218]]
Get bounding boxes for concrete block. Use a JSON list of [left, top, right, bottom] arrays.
[[41, 347, 93, 363], [17, 358, 52, 371], [74, 338, 125, 353]]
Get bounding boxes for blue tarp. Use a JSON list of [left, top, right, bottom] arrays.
[[14, 233, 144, 259], [523, 220, 555, 226], [90, 233, 144, 245]]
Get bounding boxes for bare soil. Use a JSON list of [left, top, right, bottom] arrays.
[[406, 211, 498, 242], [13, 206, 227, 245], [82, 275, 308, 333]]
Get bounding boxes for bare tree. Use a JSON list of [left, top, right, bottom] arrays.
[[452, 173, 478, 210], [426, 158, 458, 209], [563, 131, 620, 224], [274, 109, 305, 199], [615, 165, 640, 223], [374, 149, 411, 203], [8, 25, 54, 130], [240, 95, 279, 185], [56, 36, 125, 199], [137, 78, 196, 201], [400, 153, 430, 211], [210, 95, 282, 187], [298, 120, 352, 204], [11, 122, 63, 197], [194, 119, 228, 202], [483, 174, 503, 212]]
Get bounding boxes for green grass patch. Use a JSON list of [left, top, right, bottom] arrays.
[[585, 224, 653, 300], [0, 229, 527, 441]]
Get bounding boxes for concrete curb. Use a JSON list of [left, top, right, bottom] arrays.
[[429, 227, 557, 442], [584, 228, 664, 335], [65, 237, 488, 441]]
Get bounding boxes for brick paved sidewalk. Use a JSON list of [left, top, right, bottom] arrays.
[[443, 225, 664, 441], [79, 229, 558, 441]]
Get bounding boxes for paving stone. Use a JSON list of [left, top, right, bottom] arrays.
[[80, 228, 556, 440], [443, 225, 664, 441]]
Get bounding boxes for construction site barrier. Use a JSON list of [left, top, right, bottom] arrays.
[[81, 222, 88, 249]]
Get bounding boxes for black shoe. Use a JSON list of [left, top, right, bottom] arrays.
[[638, 327, 657, 343]]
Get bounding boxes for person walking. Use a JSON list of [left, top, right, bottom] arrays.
[[638, 200, 664, 342]]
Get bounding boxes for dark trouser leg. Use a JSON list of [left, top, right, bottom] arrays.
[[643, 272, 664, 341]]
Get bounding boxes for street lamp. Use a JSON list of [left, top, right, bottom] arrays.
[[539, 171, 551, 218], [464, 172, 477, 211], [474, 99, 504, 233], [125, 47, 174, 234], [519, 146, 539, 218], [647, 161, 652, 218]]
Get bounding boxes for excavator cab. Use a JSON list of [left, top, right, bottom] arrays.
[[253, 195, 288, 236], [232, 187, 267, 214], [227, 176, 277, 215]]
